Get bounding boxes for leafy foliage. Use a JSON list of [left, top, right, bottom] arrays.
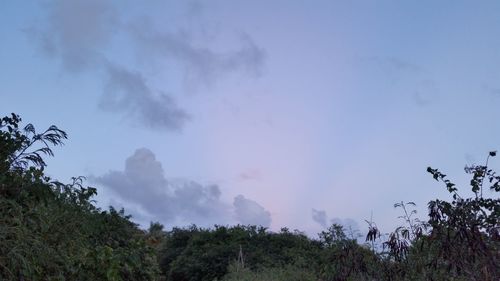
[[423, 153, 500, 280], [1, 113, 499, 281], [223, 264, 318, 281], [157, 225, 322, 281], [0, 114, 159, 280], [154, 223, 382, 281]]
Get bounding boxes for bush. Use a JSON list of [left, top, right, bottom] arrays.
[[0, 113, 160, 280]]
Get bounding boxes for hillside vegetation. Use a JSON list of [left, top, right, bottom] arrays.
[[1, 113, 498, 280]]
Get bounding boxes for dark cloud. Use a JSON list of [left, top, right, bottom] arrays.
[[94, 148, 271, 227], [28, 0, 265, 131], [311, 209, 327, 228], [28, 0, 187, 130], [233, 195, 272, 227], [101, 63, 190, 130]]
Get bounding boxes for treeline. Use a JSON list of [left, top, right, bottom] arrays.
[[0, 113, 499, 281], [155, 223, 380, 281]]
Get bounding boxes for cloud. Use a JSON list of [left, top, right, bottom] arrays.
[[101, 63, 190, 130], [128, 21, 265, 90], [363, 56, 424, 74], [361, 56, 439, 107], [482, 84, 500, 99], [489, 88, 500, 97], [311, 209, 362, 239], [94, 148, 228, 225], [412, 79, 437, 107], [238, 169, 262, 181], [233, 195, 272, 227], [311, 209, 327, 228], [93, 148, 271, 227], [28, 0, 265, 131], [29, 0, 118, 72], [465, 153, 477, 164]]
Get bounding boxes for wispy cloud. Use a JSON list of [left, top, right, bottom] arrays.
[[360, 56, 439, 107], [413, 79, 438, 107], [238, 169, 262, 181], [482, 84, 500, 99], [311, 208, 327, 228], [128, 20, 265, 91], [364, 56, 424, 74]]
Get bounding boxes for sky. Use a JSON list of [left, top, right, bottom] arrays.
[[2, 0, 500, 237]]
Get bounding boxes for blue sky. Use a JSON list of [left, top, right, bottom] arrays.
[[1, 0, 500, 236]]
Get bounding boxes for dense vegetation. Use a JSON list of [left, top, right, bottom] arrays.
[[0, 114, 159, 280], [0, 113, 498, 280]]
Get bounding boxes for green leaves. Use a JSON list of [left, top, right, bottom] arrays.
[[158, 224, 327, 281], [2, 112, 499, 280], [0, 113, 67, 175], [365, 222, 380, 244], [427, 166, 461, 199], [424, 152, 500, 280], [0, 114, 159, 281]]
